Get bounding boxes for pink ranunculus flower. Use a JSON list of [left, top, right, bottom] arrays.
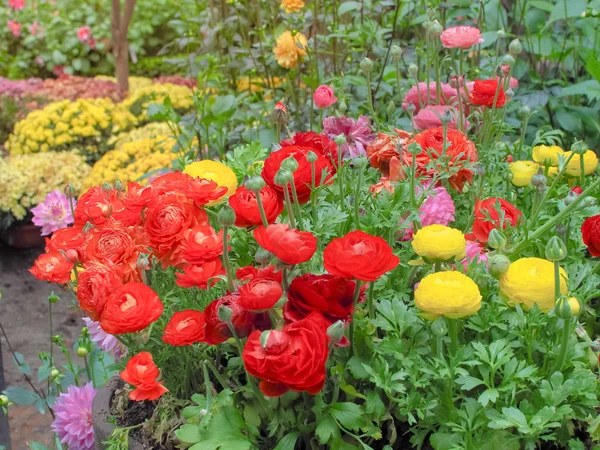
[[31, 190, 76, 236], [413, 105, 466, 130], [400, 183, 456, 240], [461, 240, 488, 269], [402, 82, 459, 113], [51, 382, 97, 450], [440, 26, 483, 49], [322, 115, 375, 159], [28, 20, 39, 35], [77, 25, 91, 42], [495, 74, 519, 90], [9, 0, 25, 10], [313, 85, 338, 108], [7, 21, 22, 37]]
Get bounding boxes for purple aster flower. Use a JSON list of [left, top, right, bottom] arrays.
[[82, 317, 125, 359], [51, 382, 97, 450], [400, 183, 456, 240], [322, 115, 375, 159], [31, 190, 75, 236]]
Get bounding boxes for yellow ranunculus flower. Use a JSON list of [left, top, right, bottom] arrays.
[[532, 145, 564, 166], [564, 150, 598, 177], [183, 160, 238, 205], [509, 160, 539, 187], [415, 271, 482, 319], [499, 257, 568, 313], [273, 31, 308, 69], [411, 224, 466, 262]]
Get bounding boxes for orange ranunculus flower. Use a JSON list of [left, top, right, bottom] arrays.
[[273, 31, 307, 69], [77, 262, 123, 320], [29, 250, 74, 284], [366, 130, 410, 176], [120, 352, 168, 401]]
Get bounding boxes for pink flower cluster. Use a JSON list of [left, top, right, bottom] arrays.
[[400, 183, 456, 240]]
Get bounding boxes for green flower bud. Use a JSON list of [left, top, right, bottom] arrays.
[[508, 39, 522, 55], [217, 305, 233, 323], [531, 172, 547, 188], [474, 162, 486, 177], [570, 140, 588, 155], [406, 102, 416, 114], [360, 57, 374, 74], [567, 297, 581, 316], [281, 156, 299, 172], [488, 254, 511, 278], [137, 253, 150, 269], [564, 191, 577, 206], [585, 196, 598, 207], [326, 320, 346, 344], [82, 221, 94, 233], [431, 317, 448, 336], [81, 327, 89, 336], [48, 293, 60, 304], [0, 394, 8, 407], [441, 109, 453, 126], [334, 134, 346, 147], [274, 168, 293, 187], [255, 247, 272, 264], [101, 181, 112, 192], [76, 347, 88, 357], [306, 150, 318, 163], [518, 105, 531, 119], [217, 204, 236, 227], [497, 29, 506, 38], [429, 20, 443, 36], [545, 236, 567, 262], [505, 88, 514, 98], [64, 184, 77, 198], [390, 45, 403, 60], [337, 98, 347, 114], [555, 296, 572, 319], [487, 228, 507, 250], [407, 142, 421, 156], [501, 54, 515, 67], [246, 176, 266, 193], [114, 180, 125, 192], [50, 368, 60, 379], [387, 100, 396, 118], [408, 63, 419, 77]]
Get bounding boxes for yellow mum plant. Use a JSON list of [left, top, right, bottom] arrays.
[[109, 122, 173, 149], [95, 75, 153, 92], [82, 135, 177, 190], [0, 152, 91, 221], [183, 160, 238, 205], [414, 271, 482, 319], [499, 257, 568, 312], [5, 98, 137, 163], [123, 83, 194, 121], [411, 224, 466, 262]]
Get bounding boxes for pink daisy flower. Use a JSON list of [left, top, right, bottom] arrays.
[[9, 0, 25, 10], [51, 382, 97, 450], [31, 190, 76, 236], [77, 25, 91, 42]]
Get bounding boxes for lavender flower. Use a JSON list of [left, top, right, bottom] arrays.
[[323, 115, 375, 159], [31, 190, 75, 236], [51, 382, 97, 450], [82, 317, 125, 359]]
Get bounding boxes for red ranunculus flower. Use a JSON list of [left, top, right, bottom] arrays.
[[203, 293, 269, 345], [284, 274, 365, 324], [175, 260, 225, 289], [401, 127, 478, 191], [263, 139, 336, 204], [582, 215, 600, 257], [148, 171, 191, 196], [242, 313, 330, 397], [323, 230, 399, 282], [280, 131, 338, 163], [45, 226, 85, 262], [254, 224, 317, 265], [472, 198, 522, 243], [238, 278, 283, 311], [77, 262, 123, 320], [100, 282, 164, 335], [74, 186, 141, 227], [120, 352, 168, 401], [29, 250, 74, 284], [229, 186, 284, 227], [162, 310, 206, 346], [236, 264, 282, 284], [178, 225, 223, 266], [469, 79, 507, 108], [187, 177, 229, 207]]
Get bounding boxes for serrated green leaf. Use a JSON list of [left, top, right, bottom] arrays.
[[274, 431, 300, 450], [315, 415, 339, 444], [328, 402, 365, 431]]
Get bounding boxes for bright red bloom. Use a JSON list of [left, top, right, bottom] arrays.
[[187, 177, 228, 207], [175, 260, 225, 289], [401, 127, 478, 191], [469, 79, 507, 108], [242, 313, 330, 397], [148, 171, 192, 196], [120, 352, 168, 401], [228, 186, 284, 227], [254, 224, 317, 265], [45, 226, 85, 262], [203, 293, 269, 345], [236, 264, 282, 284], [284, 274, 365, 324], [178, 225, 223, 265], [323, 230, 399, 282], [571, 186, 583, 195], [77, 262, 123, 320], [582, 215, 600, 257], [74, 187, 121, 226], [29, 250, 73, 284], [280, 131, 338, 163], [162, 310, 206, 346], [100, 282, 164, 335], [238, 278, 283, 311], [472, 198, 522, 243]]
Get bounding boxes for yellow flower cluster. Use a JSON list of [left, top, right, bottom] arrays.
[[82, 135, 177, 190], [94, 75, 153, 92], [5, 98, 137, 162], [122, 83, 194, 121], [109, 122, 173, 149], [0, 152, 91, 220]]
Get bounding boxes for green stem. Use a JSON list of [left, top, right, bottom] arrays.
[[203, 362, 213, 411], [282, 185, 296, 228], [552, 318, 573, 373], [554, 261, 561, 300], [289, 178, 303, 230], [354, 165, 363, 230], [310, 161, 318, 225], [222, 226, 235, 292], [348, 280, 364, 359], [254, 192, 269, 228], [447, 318, 460, 356], [580, 153, 585, 187], [366, 282, 375, 318]]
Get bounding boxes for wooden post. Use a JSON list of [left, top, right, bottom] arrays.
[[112, 0, 137, 92], [0, 340, 10, 449]]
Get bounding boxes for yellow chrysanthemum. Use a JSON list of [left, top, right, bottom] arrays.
[[273, 31, 308, 69], [564, 150, 599, 177], [280, 0, 305, 13], [183, 160, 238, 205], [411, 224, 466, 262], [499, 257, 568, 313], [123, 83, 194, 122], [509, 160, 538, 187], [532, 145, 564, 166], [415, 271, 482, 319]]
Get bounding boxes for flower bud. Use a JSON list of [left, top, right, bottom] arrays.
[[487, 228, 507, 250], [259, 330, 290, 353], [508, 39, 522, 55], [429, 20, 443, 36], [431, 317, 448, 336], [0, 394, 9, 407], [441, 109, 453, 126], [81, 327, 89, 336], [270, 101, 288, 124], [406, 102, 416, 115], [64, 184, 77, 198], [274, 168, 293, 187], [408, 63, 418, 77], [545, 236, 567, 262], [76, 347, 88, 357], [407, 142, 421, 156], [217, 204, 236, 227], [337, 98, 347, 114], [50, 368, 60, 379], [584, 196, 597, 207], [474, 162, 486, 177], [518, 105, 531, 119], [137, 253, 150, 270], [567, 297, 581, 316], [334, 134, 346, 147], [48, 293, 60, 304], [387, 100, 396, 118], [217, 305, 233, 323], [495, 65, 504, 77], [505, 88, 514, 99], [360, 57, 374, 74], [114, 180, 125, 192], [101, 181, 112, 192], [255, 247, 272, 265], [531, 172, 547, 188], [82, 221, 94, 233], [246, 176, 266, 193], [390, 45, 402, 60], [306, 150, 318, 163], [564, 191, 577, 206], [281, 156, 299, 172], [426, 7, 436, 19], [501, 54, 515, 67], [497, 29, 506, 38], [327, 320, 346, 344], [488, 254, 511, 278], [555, 296, 572, 319], [571, 140, 588, 155]]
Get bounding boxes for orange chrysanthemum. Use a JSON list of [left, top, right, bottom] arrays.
[[280, 0, 305, 13], [273, 31, 308, 69]]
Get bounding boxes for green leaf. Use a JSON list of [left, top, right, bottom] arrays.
[[585, 53, 600, 84], [211, 95, 236, 116], [478, 388, 499, 407], [365, 391, 385, 416], [328, 402, 365, 431], [430, 432, 461, 450], [3, 387, 40, 406], [28, 443, 49, 450], [13, 352, 31, 375], [315, 415, 339, 444], [338, 1, 361, 15], [547, 0, 587, 26], [176, 424, 202, 443], [274, 432, 300, 450], [52, 50, 67, 65], [529, 0, 554, 12], [455, 375, 486, 391]]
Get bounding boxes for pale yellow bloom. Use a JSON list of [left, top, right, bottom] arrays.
[[564, 150, 598, 177], [280, 0, 305, 13]]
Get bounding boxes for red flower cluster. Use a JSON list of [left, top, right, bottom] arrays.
[[469, 79, 507, 108], [472, 198, 522, 243], [120, 352, 168, 401]]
